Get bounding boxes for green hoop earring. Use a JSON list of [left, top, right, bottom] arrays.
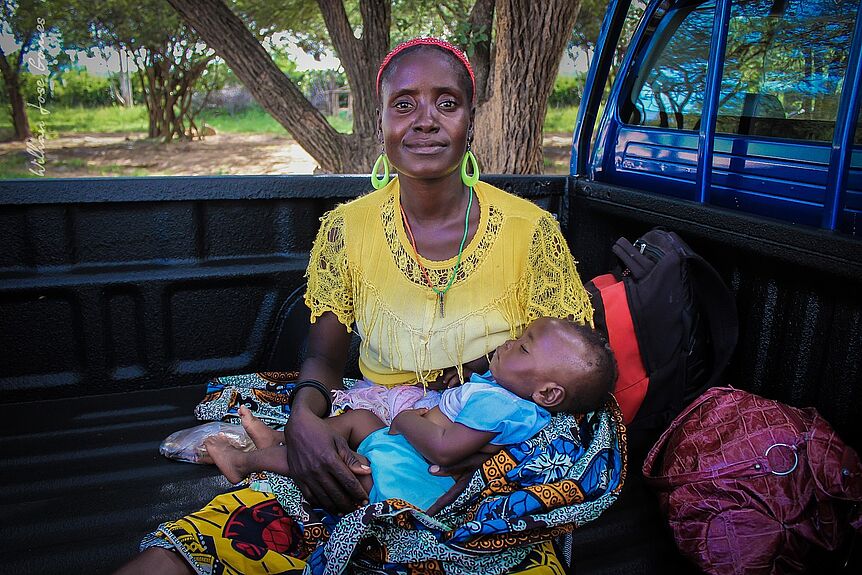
[[371, 153, 390, 190], [461, 150, 480, 188]]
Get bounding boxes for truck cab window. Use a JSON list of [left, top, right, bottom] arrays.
[[623, 0, 857, 143], [623, 2, 714, 130]]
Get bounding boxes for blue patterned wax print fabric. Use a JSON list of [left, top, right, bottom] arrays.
[[267, 400, 627, 575]]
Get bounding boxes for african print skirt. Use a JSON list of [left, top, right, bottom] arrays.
[[142, 489, 565, 575], [142, 372, 626, 574]]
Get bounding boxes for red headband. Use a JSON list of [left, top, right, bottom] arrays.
[[376, 37, 476, 103]]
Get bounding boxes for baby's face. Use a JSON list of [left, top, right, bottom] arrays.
[[489, 318, 582, 401]]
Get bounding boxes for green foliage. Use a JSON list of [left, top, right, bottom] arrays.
[[543, 105, 580, 133], [51, 69, 114, 107], [234, 0, 330, 54], [570, 0, 646, 70], [0, 0, 68, 60], [4, 67, 142, 109], [548, 75, 586, 107], [48, 104, 148, 132]]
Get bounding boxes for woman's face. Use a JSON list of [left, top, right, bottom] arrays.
[[379, 50, 472, 182]]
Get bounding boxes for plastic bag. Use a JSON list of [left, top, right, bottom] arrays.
[[160, 421, 254, 463]]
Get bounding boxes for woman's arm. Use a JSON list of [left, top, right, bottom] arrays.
[[282, 312, 370, 513], [390, 410, 495, 468]]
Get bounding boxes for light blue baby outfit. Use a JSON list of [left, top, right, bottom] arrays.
[[356, 371, 551, 510]]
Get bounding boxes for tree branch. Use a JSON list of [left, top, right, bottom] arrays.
[[16, 30, 34, 72], [317, 0, 390, 137], [168, 0, 349, 171]]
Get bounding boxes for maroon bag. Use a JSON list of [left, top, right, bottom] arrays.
[[643, 386, 862, 574]]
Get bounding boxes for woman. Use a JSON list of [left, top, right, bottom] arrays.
[[120, 38, 595, 575]]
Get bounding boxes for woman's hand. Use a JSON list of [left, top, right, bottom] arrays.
[[282, 407, 370, 513], [428, 452, 493, 481], [425, 452, 494, 514], [284, 311, 367, 513]]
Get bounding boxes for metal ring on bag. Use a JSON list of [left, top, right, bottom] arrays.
[[765, 443, 798, 476]]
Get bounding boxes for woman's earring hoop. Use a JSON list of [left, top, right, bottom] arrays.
[[371, 153, 390, 189], [461, 150, 480, 188]]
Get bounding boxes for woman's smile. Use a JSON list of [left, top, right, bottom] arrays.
[[403, 139, 448, 155]]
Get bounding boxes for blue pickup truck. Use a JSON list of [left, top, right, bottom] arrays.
[[2, 0, 860, 573]]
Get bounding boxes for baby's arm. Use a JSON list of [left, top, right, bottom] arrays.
[[390, 410, 495, 468]]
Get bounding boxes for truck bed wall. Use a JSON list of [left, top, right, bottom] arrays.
[[2, 174, 860, 574], [0, 176, 561, 400], [2, 174, 859, 448]]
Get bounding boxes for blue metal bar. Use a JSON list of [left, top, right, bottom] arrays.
[[571, 0, 632, 177], [822, 0, 862, 231], [696, 0, 733, 204]]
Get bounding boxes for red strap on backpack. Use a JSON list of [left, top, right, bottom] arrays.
[[591, 273, 649, 424]]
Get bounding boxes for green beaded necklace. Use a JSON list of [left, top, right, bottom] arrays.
[[400, 187, 473, 318]]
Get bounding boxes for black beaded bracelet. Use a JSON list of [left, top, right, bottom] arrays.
[[289, 379, 333, 415]]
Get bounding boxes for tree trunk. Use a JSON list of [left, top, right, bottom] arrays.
[[0, 51, 31, 141], [465, 0, 495, 104], [168, 0, 373, 173], [473, 0, 582, 173]]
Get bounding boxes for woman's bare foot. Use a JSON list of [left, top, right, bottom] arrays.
[[238, 405, 282, 448], [204, 435, 252, 484]]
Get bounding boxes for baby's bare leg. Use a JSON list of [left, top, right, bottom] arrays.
[[238, 405, 282, 448], [326, 409, 386, 451], [326, 410, 384, 503], [209, 409, 384, 494], [205, 436, 289, 484]]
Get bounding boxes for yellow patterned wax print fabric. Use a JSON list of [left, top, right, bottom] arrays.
[[304, 179, 593, 388], [143, 488, 565, 575], [144, 488, 308, 575]]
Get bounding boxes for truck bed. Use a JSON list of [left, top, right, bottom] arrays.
[[2, 175, 860, 573]]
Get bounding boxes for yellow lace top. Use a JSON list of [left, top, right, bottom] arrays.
[[305, 179, 593, 387]]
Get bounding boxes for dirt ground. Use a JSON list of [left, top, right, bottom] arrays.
[[0, 131, 573, 178]]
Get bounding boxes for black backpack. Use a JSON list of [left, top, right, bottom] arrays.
[[585, 228, 738, 435]]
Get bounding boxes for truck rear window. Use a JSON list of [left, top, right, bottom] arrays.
[[623, 0, 859, 143]]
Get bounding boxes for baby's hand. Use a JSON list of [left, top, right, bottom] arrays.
[[430, 367, 463, 390]]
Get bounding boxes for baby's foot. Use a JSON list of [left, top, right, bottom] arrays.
[[204, 435, 251, 484], [238, 405, 282, 448]]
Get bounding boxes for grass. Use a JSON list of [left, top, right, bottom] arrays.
[[38, 105, 147, 134], [0, 152, 43, 178], [543, 105, 580, 133], [0, 153, 95, 178], [197, 106, 284, 134]]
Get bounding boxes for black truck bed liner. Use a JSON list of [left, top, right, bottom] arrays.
[[2, 175, 860, 574]]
